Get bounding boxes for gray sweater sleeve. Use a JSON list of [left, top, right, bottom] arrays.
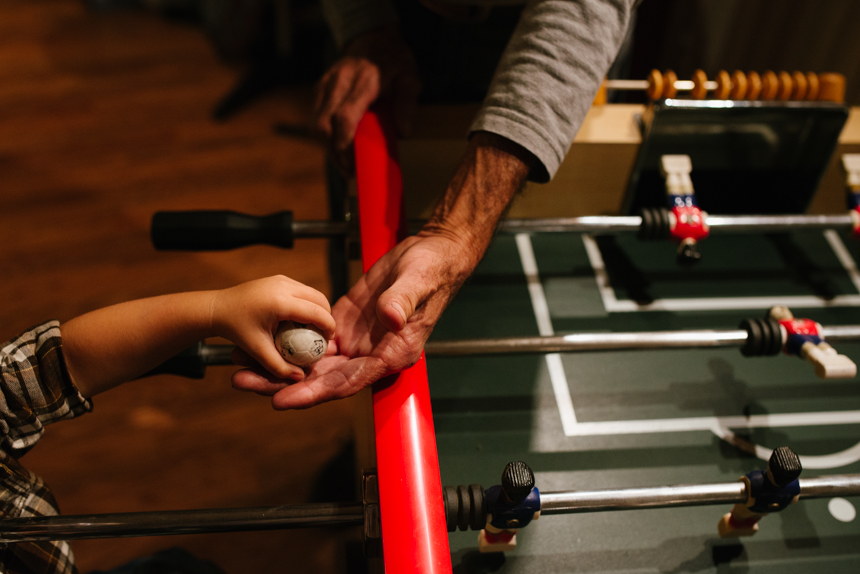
[[320, 0, 399, 49], [471, 0, 637, 182]]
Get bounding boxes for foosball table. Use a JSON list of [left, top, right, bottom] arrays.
[[4, 69, 860, 573]]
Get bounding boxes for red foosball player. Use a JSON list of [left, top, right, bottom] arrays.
[[478, 461, 541, 553], [843, 154, 860, 236], [718, 446, 802, 537], [660, 154, 709, 266], [769, 306, 856, 378]]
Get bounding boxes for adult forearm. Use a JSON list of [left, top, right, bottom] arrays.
[[422, 131, 533, 273], [61, 291, 216, 398], [472, 0, 636, 182]]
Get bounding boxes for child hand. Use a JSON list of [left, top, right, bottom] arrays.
[[210, 276, 335, 381]]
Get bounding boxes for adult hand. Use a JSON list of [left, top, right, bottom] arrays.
[[314, 30, 421, 172], [232, 132, 533, 409], [231, 231, 476, 408]]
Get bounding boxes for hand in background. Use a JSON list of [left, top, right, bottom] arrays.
[[314, 30, 421, 172]]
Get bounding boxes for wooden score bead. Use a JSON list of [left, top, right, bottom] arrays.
[[776, 71, 793, 101], [760, 70, 779, 100], [663, 69, 678, 98], [790, 71, 808, 100], [646, 69, 663, 100], [714, 70, 732, 99], [691, 69, 708, 99], [592, 79, 608, 105], [805, 72, 820, 101], [730, 70, 748, 99], [746, 71, 762, 100], [818, 73, 846, 103]]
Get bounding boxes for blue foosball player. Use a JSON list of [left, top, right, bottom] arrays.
[[478, 461, 541, 553], [718, 446, 802, 537]]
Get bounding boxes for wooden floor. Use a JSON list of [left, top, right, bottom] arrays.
[[0, 1, 359, 572]]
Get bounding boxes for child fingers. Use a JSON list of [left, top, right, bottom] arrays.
[[280, 298, 337, 339], [288, 283, 333, 313], [242, 334, 306, 381]]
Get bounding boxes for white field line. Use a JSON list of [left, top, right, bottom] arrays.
[[515, 234, 578, 432]]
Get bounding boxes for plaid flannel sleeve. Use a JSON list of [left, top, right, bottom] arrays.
[[0, 320, 92, 456], [0, 320, 91, 574]]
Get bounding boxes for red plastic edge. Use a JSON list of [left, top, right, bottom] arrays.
[[354, 108, 453, 574]]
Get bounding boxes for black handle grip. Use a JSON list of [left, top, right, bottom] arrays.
[[151, 210, 294, 250]]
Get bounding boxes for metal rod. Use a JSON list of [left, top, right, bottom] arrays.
[[296, 214, 854, 239], [539, 474, 860, 515], [292, 220, 349, 238], [200, 343, 235, 366], [7, 475, 858, 542], [495, 214, 853, 235], [424, 330, 750, 357], [0, 502, 364, 543], [821, 325, 860, 342], [497, 216, 643, 234], [603, 79, 718, 92], [704, 214, 853, 233], [425, 326, 859, 357], [191, 324, 860, 364]]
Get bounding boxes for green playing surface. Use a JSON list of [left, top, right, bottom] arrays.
[[427, 230, 860, 573]]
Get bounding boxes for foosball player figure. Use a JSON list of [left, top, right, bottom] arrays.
[[843, 154, 860, 236], [770, 306, 857, 379], [660, 154, 709, 267], [718, 446, 802, 538], [478, 461, 541, 553]]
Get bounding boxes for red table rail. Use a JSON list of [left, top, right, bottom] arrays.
[[354, 109, 452, 574]]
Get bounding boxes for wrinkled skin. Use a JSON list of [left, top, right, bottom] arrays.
[[231, 232, 474, 409]]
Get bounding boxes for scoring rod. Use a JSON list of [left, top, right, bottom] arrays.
[[0, 502, 364, 543], [540, 474, 860, 515]]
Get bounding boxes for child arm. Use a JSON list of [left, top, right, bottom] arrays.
[[62, 276, 335, 398]]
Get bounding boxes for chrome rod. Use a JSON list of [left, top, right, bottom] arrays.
[[705, 214, 853, 233], [496, 214, 853, 235], [602, 79, 719, 91], [497, 216, 643, 234], [295, 214, 854, 238], [5, 476, 858, 542], [292, 220, 350, 238], [0, 502, 364, 543], [191, 325, 860, 364], [424, 330, 750, 357], [200, 343, 235, 366], [821, 325, 860, 342], [540, 474, 860, 515]]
